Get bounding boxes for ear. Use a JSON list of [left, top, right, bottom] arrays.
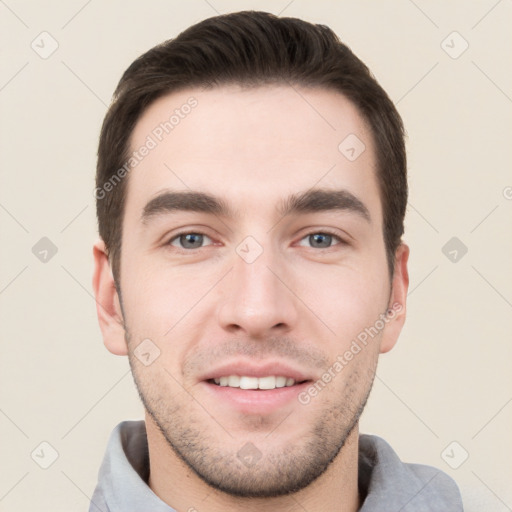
[[380, 242, 410, 354], [92, 239, 128, 356]]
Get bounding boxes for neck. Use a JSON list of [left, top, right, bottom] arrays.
[[146, 413, 361, 512]]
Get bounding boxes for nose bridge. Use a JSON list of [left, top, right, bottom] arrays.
[[217, 234, 298, 336]]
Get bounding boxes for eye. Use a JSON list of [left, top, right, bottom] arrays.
[[166, 230, 346, 251], [297, 231, 346, 249], [168, 232, 213, 250]]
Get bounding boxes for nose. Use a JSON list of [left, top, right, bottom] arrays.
[[216, 241, 299, 338]]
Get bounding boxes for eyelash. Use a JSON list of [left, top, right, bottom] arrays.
[[165, 229, 348, 252]]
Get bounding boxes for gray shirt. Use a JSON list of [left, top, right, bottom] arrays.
[[89, 420, 464, 511]]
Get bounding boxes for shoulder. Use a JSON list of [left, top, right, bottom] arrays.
[[358, 434, 464, 511]]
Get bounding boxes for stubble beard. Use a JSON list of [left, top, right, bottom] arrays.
[[126, 330, 378, 498]]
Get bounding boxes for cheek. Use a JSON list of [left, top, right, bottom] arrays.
[[294, 259, 389, 339], [130, 357, 185, 415], [121, 254, 198, 326], [298, 338, 379, 415], [120, 258, 224, 373]]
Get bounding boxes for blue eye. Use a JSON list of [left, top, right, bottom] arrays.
[[298, 232, 344, 249], [166, 230, 346, 252], [169, 232, 213, 249]]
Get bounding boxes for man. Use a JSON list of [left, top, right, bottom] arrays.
[[91, 10, 463, 511]]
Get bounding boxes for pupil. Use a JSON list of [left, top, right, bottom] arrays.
[[182, 233, 202, 248], [312, 233, 331, 248]]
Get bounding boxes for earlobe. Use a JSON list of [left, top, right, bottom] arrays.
[[380, 243, 410, 354], [92, 239, 128, 356]]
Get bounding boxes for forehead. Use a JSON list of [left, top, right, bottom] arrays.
[[125, 84, 380, 224]]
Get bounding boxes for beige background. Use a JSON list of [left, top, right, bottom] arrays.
[[1, 1, 511, 511]]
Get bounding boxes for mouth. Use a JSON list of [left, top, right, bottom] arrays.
[[202, 377, 312, 415], [199, 362, 314, 415], [207, 375, 309, 390]]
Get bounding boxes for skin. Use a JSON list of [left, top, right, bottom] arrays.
[[93, 85, 409, 512]]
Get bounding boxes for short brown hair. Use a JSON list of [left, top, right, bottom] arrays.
[[96, 10, 407, 285]]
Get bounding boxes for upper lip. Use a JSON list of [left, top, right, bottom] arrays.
[[200, 360, 314, 383]]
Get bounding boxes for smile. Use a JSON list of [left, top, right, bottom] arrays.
[[210, 375, 305, 390]]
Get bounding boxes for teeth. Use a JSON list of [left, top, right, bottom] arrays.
[[228, 375, 240, 387], [275, 376, 286, 388], [240, 376, 259, 389], [258, 376, 275, 389], [212, 376, 297, 390]]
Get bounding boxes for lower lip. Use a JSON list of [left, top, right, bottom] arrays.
[[200, 380, 311, 415]]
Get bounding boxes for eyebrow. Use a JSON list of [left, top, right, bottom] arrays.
[[141, 188, 371, 224]]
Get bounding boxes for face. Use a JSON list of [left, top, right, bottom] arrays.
[[94, 84, 409, 497]]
